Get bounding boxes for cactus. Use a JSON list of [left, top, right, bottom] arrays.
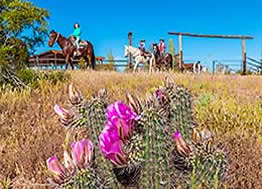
[[50, 80, 227, 189], [159, 79, 195, 143], [54, 85, 115, 187]]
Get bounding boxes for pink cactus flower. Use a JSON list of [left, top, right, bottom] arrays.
[[68, 84, 83, 105], [46, 156, 66, 183], [99, 126, 127, 167], [106, 101, 139, 140], [54, 104, 74, 125], [106, 100, 139, 122], [71, 139, 94, 169]]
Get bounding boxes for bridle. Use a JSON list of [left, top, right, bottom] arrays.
[[54, 33, 60, 42]]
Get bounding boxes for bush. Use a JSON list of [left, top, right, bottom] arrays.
[[0, 68, 71, 91], [96, 63, 116, 71], [16, 68, 40, 87], [40, 70, 71, 85]]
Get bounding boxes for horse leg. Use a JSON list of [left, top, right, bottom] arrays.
[[151, 57, 155, 73], [166, 58, 169, 71], [88, 56, 93, 70], [149, 58, 153, 73], [65, 55, 70, 70], [198, 64, 201, 74], [133, 57, 140, 72], [133, 61, 139, 72], [70, 57, 74, 70], [83, 56, 89, 69], [152, 57, 156, 73]]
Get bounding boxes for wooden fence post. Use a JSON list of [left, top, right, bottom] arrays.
[[128, 32, 133, 69], [212, 61, 216, 75], [242, 38, 246, 75]]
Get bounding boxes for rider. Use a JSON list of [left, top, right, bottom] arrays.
[[139, 39, 146, 57], [158, 39, 166, 58], [153, 43, 160, 57], [72, 23, 81, 49], [153, 43, 161, 66]]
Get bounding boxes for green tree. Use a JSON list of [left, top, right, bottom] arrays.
[[168, 38, 175, 56], [0, 0, 49, 67], [169, 38, 179, 70], [97, 49, 115, 71]]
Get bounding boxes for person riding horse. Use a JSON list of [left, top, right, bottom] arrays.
[[158, 39, 166, 58], [139, 39, 146, 57], [72, 23, 81, 49], [139, 39, 152, 59], [48, 29, 95, 70], [153, 42, 173, 71], [153, 43, 162, 70]]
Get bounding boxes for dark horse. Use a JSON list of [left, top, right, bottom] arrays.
[[153, 44, 173, 71], [48, 30, 95, 70]]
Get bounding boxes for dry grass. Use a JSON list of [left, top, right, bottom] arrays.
[[0, 71, 262, 188]]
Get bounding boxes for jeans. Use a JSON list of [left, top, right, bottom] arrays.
[[75, 37, 80, 49]]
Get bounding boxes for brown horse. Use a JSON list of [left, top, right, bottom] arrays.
[[48, 30, 95, 70], [153, 44, 173, 71], [154, 54, 173, 71]]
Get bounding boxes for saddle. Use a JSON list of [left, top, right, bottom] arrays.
[[69, 36, 88, 56], [143, 51, 152, 58]]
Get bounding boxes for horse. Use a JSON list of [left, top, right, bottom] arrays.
[[124, 45, 155, 72], [179, 61, 205, 74], [48, 30, 95, 70], [153, 45, 173, 71], [154, 53, 173, 72], [164, 53, 173, 71]]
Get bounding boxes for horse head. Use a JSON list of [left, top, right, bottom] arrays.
[[124, 45, 140, 58], [48, 30, 59, 47]]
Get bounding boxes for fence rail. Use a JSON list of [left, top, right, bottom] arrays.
[[246, 56, 262, 74], [212, 57, 262, 74], [29, 56, 262, 74], [28, 57, 132, 70]]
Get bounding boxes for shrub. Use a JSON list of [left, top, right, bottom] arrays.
[[0, 68, 71, 91]]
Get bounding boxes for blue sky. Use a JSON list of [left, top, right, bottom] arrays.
[[29, 0, 262, 68]]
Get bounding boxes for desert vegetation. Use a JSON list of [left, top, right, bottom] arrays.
[[0, 71, 262, 188]]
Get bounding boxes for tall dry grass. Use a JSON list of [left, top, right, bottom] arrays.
[[0, 71, 262, 188]]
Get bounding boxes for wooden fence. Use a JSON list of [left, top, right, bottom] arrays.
[[28, 57, 133, 70], [246, 57, 262, 73], [212, 57, 262, 74]]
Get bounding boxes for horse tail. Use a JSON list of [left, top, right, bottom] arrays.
[[87, 41, 96, 70], [169, 53, 173, 70], [91, 48, 96, 70]]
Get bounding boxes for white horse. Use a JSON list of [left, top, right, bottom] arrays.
[[124, 45, 155, 72]]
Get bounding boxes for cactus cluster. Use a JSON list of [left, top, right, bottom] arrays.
[[49, 79, 227, 188]]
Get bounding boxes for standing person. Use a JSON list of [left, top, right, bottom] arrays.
[[158, 39, 166, 58], [139, 39, 146, 56], [72, 23, 81, 49]]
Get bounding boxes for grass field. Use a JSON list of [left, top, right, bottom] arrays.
[[0, 71, 262, 188]]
